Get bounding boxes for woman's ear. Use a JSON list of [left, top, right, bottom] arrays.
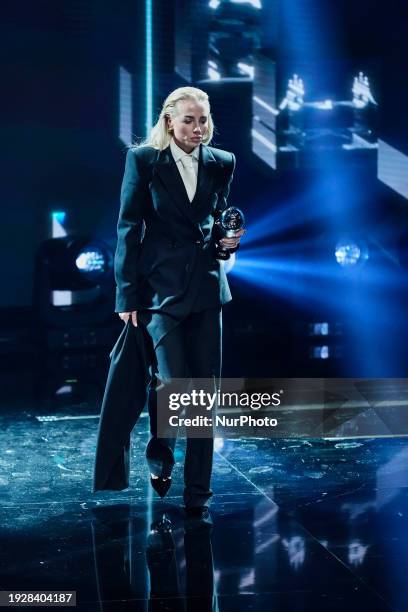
[[165, 114, 173, 132]]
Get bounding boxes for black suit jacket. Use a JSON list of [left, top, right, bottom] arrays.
[[114, 143, 236, 321]]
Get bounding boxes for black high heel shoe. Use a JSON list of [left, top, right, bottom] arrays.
[[150, 475, 172, 498], [146, 438, 175, 498]]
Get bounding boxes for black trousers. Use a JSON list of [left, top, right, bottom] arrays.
[[144, 307, 222, 508]]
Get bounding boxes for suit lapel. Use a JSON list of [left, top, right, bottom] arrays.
[[155, 144, 218, 226], [194, 143, 218, 209]]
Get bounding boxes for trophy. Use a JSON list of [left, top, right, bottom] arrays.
[[215, 206, 245, 261]]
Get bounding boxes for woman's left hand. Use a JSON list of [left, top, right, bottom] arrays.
[[219, 228, 245, 250]]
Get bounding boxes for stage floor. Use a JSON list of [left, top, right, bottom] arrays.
[[0, 374, 407, 611]]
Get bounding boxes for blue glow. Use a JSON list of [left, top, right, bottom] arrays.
[[242, 0, 402, 376], [242, 180, 345, 247], [231, 239, 407, 375], [76, 249, 106, 273], [145, 0, 153, 136], [51, 211, 67, 238], [52, 212, 66, 224], [119, 66, 132, 146], [352, 72, 377, 109], [311, 323, 329, 336], [231, 247, 404, 314], [335, 240, 368, 267], [245, 160, 379, 249], [230, 0, 262, 8], [315, 99, 333, 110], [231, 255, 338, 301], [312, 346, 329, 359]]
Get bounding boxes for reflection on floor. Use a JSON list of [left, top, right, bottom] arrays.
[[1, 376, 407, 610]]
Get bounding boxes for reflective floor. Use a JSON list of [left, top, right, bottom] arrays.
[[1, 369, 407, 611]]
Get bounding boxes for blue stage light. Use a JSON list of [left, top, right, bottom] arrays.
[[310, 322, 329, 336], [335, 241, 361, 267], [335, 240, 369, 267], [145, 0, 153, 135], [230, 0, 261, 8], [209, 0, 261, 7], [75, 248, 106, 275], [51, 211, 67, 239], [52, 211, 66, 224], [34, 236, 114, 336], [312, 346, 329, 359], [119, 66, 132, 146]]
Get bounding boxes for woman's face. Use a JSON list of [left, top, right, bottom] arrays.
[[167, 99, 209, 153]]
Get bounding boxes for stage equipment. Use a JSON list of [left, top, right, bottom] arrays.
[[33, 236, 115, 349], [252, 61, 378, 169], [335, 239, 369, 268]]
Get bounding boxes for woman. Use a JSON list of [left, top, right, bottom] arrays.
[[110, 86, 242, 521]]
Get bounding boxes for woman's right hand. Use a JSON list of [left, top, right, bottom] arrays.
[[118, 311, 138, 327]]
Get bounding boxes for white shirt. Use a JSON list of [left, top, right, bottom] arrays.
[[169, 138, 199, 202]]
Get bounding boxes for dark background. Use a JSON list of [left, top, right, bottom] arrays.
[[2, 0, 408, 377]]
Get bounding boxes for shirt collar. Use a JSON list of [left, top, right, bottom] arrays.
[[170, 138, 200, 163]]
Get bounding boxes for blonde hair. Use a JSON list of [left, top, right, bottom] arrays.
[[135, 86, 215, 150]]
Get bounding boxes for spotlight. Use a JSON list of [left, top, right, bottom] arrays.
[[311, 346, 329, 359], [52, 211, 67, 238], [335, 239, 369, 268], [34, 235, 115, 346], [310, 322, 329, 336], [209, 0, 261, 11], [38, 237, 112, 291], [230, 0, 261, 7], [307, 321, 343, 365], [75, 247, 107, 277], [335, 242, 360, 267]]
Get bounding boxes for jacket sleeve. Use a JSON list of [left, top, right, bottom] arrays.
[[214, 152, 240, 254], [114, 148, 148, 313], [215, 152, 236, 219]]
